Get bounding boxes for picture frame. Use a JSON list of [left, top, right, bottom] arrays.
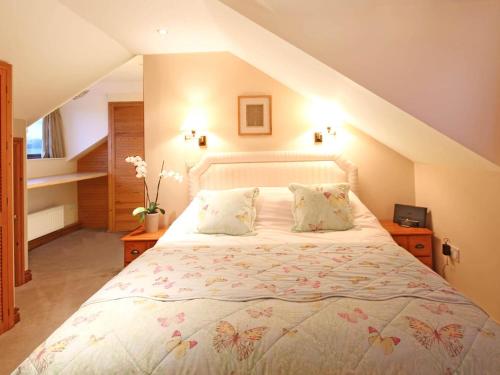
[[238, 95, 272, 135]]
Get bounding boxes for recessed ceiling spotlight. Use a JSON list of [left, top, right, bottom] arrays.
[[157, 28, 168, 36]]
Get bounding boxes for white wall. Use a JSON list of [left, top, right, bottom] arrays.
[[60, 79, 143, 160], [26, 158, 78, 227]]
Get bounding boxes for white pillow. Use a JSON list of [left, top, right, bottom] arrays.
[[289, 183, 354, 232], [255, 187, 295, 227], [196, 187, 259, 235]]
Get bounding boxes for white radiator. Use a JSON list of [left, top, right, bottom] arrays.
[[28, 205, 65, 241]]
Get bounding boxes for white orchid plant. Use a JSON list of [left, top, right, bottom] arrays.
[[125, 156, 183, 222]]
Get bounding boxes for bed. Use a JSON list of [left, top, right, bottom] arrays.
[[14, 151, 500, 374]]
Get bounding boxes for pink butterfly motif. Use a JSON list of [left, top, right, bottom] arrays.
[[105, 282, 130, 291], [421, 303, 454, 315], [247, 307, 273, 318], [72, 311, 102, 326], [283, 265, 303, 273], [296, 277, 321, 288], [181, 255, 198, 260], [153, 265, 174, 274], [153, 277, 175, 289], [318, 270, 331, 278], [166, 330, 198, 359], [213, 255, 234, 264], [323, 192, 332, 199], [407, 281, 431, 289], [182, 272, 202, 279], [338, 308, 368, 323], [284, 288, 297, 296], [332, 255, 353, 263], [157, 312, 185, 327], [254, 283, 277, 293]]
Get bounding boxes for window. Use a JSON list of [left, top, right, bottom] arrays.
[[27, 118, 43, 159]]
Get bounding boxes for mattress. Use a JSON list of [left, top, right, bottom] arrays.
[[13, 196, 500, 374]]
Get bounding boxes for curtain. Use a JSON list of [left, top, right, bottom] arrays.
[[42, 109, 65, 158]]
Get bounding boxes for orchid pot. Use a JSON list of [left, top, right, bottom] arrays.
[[125, 156, 183, 233]]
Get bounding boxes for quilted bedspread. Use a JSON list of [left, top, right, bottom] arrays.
[[14, 242, 500, 374]]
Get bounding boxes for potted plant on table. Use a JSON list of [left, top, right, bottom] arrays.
[[125, 156, 183, 233]]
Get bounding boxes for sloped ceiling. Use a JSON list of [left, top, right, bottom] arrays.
[[220, 0, 500, 166], [2, 0, 497, 171], [0, 0, 131, 123], [59, 0, 229, 53]]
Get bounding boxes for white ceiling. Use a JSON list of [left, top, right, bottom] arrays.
[[0, 0, 131, 123], [1, 0, 497, 170], [60, 0, 229, 54]]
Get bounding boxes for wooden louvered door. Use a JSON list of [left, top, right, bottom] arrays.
[[108, 102, 145, 232], [0, 61, 14, 334]]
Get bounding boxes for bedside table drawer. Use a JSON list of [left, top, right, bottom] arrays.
[[407, 236, 432, 256], [124, 241, 155, 264]]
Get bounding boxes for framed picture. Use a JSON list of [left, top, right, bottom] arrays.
[[238, 95, 272, 135]]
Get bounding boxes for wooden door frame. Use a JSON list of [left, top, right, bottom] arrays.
[[13, 137, 27, 286], [0, 60, 14, 334], [107, 101, 145, 232]]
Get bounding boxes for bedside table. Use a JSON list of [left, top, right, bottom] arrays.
[[380, 220, 433, 269], [121, 226, 167, 267]]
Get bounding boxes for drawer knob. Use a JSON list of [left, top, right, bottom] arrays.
[[415, 243, 425, 249], [131, 249, 140, 255]]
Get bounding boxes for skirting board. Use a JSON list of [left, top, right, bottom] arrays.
[[28, 222, 82, 251], [24, 270, 32, 283]]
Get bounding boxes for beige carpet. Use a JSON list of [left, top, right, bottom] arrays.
[[0, 229, 123, 374]]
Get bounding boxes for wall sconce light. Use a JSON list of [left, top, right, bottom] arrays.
[[181, 108, 208, 148], [314, 132, 323, 143], [183, 129, 207, 147], [326, 125, 337, 137], [198, 135, 207, 147]]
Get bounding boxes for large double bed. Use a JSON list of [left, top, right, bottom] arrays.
[[14, 151, 500, 374]]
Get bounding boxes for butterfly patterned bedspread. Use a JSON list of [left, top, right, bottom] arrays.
[[14, 242, 500, 374]]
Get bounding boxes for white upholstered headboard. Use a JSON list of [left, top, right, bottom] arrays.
[[188, 151, 359, 199]]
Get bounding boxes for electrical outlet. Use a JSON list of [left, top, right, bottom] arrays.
[[450, 244, 460, 263]]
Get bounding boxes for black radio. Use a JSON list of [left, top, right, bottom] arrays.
[[393, 204, 427, 228]]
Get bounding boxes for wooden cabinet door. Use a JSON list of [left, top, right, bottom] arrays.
[[0, 61, 14, 334], [108, 102, 145, 232]]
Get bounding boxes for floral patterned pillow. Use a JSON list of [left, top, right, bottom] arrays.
[[196, 187, 260, 235], [288, 183, 354, 232]]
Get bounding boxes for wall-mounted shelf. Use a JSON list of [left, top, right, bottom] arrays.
[[27, 172, 107, 190]]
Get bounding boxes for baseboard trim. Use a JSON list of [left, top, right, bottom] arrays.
[[28, 222, 82, 251], [14, 307, 20, 324], [24, 269, 32, 283]]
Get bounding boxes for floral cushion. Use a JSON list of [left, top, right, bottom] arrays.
[[289, 183, 354, 232], [196, 187, 260, 235]]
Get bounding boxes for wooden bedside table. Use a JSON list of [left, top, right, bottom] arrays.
[[380, 220, 433, 269], [121, 226, 168, 267]]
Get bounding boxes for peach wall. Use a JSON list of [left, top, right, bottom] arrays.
[[415, 164, 500, 321], [144, 52, 414, 221]]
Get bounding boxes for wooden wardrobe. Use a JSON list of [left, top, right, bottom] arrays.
[[0, 61, 14, 334], [108, 102, 145, 232]]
